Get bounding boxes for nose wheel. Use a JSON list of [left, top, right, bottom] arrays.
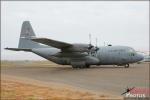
[[124, 64, 129, 68]]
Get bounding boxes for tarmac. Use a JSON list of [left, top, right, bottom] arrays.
[[1, 62, 149, 97]]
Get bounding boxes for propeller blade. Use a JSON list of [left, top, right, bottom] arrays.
[[88, 33, 94, 50], [95, 38, 99, 51], [89, 33, 91, 45], [95, 47, 99, 51], [88, 44, 94, 49]]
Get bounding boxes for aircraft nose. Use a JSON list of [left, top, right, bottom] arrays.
[[137, 53, 144, 61]]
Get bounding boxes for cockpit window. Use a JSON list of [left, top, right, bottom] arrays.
[[129, 48, 136, 56], [129, 48, 135, 52]]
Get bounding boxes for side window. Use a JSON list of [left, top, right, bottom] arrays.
[[129, 53, 135, 56], [132, 53, 135, 56], [129, 48, 135, 56]]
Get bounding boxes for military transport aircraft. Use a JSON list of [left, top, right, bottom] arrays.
[[5, 21, 144, 68]]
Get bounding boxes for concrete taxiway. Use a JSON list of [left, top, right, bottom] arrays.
[[1, 62, 149, 96]]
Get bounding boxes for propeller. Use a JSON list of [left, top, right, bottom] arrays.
[[95, 38, 99, 51], [88, 34, 94, 50]]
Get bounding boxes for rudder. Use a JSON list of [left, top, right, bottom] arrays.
[[18, 21, 41, 49]]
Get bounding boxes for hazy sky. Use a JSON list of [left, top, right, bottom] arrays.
[[1, 1, 149, 60]]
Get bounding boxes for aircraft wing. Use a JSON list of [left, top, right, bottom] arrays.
[[5, 47, 31, 52], [31, 38, 72, 49]]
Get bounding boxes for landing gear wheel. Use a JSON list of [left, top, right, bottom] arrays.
[[72, 65, 89, 69], [72, 65, 84, 69], [79, 66, 83, 69], [72, 65, 78, 69], [85, 65, 90, 68], [124, 64, 129, 68], [80, 66, 86, 69]]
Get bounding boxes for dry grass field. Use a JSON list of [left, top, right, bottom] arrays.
[[2, 60, 149, 99], [1, 80, 100, 100], [1, 77, 120, 100], [1, 60, 122, 100]]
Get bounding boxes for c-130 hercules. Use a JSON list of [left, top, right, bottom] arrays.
[[5, 21, 144, 68]]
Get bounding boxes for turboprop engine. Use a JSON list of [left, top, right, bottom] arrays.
[[62, 43, 94, 52]]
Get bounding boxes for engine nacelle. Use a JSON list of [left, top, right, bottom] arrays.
[[62, 43, 93, 52]]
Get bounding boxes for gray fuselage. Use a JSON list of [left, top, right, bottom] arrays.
[[31, 45, 144, 66]]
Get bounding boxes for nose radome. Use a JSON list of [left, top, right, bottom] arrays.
[[138, 54, 144, 61]]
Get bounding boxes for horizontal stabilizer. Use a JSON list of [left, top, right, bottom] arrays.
[[31, 38, 72, 49], [5, 47, 31, 52]]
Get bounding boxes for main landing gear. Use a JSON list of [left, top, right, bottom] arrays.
[[72, 65, 90, 69]]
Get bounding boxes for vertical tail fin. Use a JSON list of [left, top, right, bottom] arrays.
[[20, 21, 36, 38], [18, 21, 41, 49]]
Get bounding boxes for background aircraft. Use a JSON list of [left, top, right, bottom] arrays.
[[136, 51, 150, 63], [5, 21, 144, 68]]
